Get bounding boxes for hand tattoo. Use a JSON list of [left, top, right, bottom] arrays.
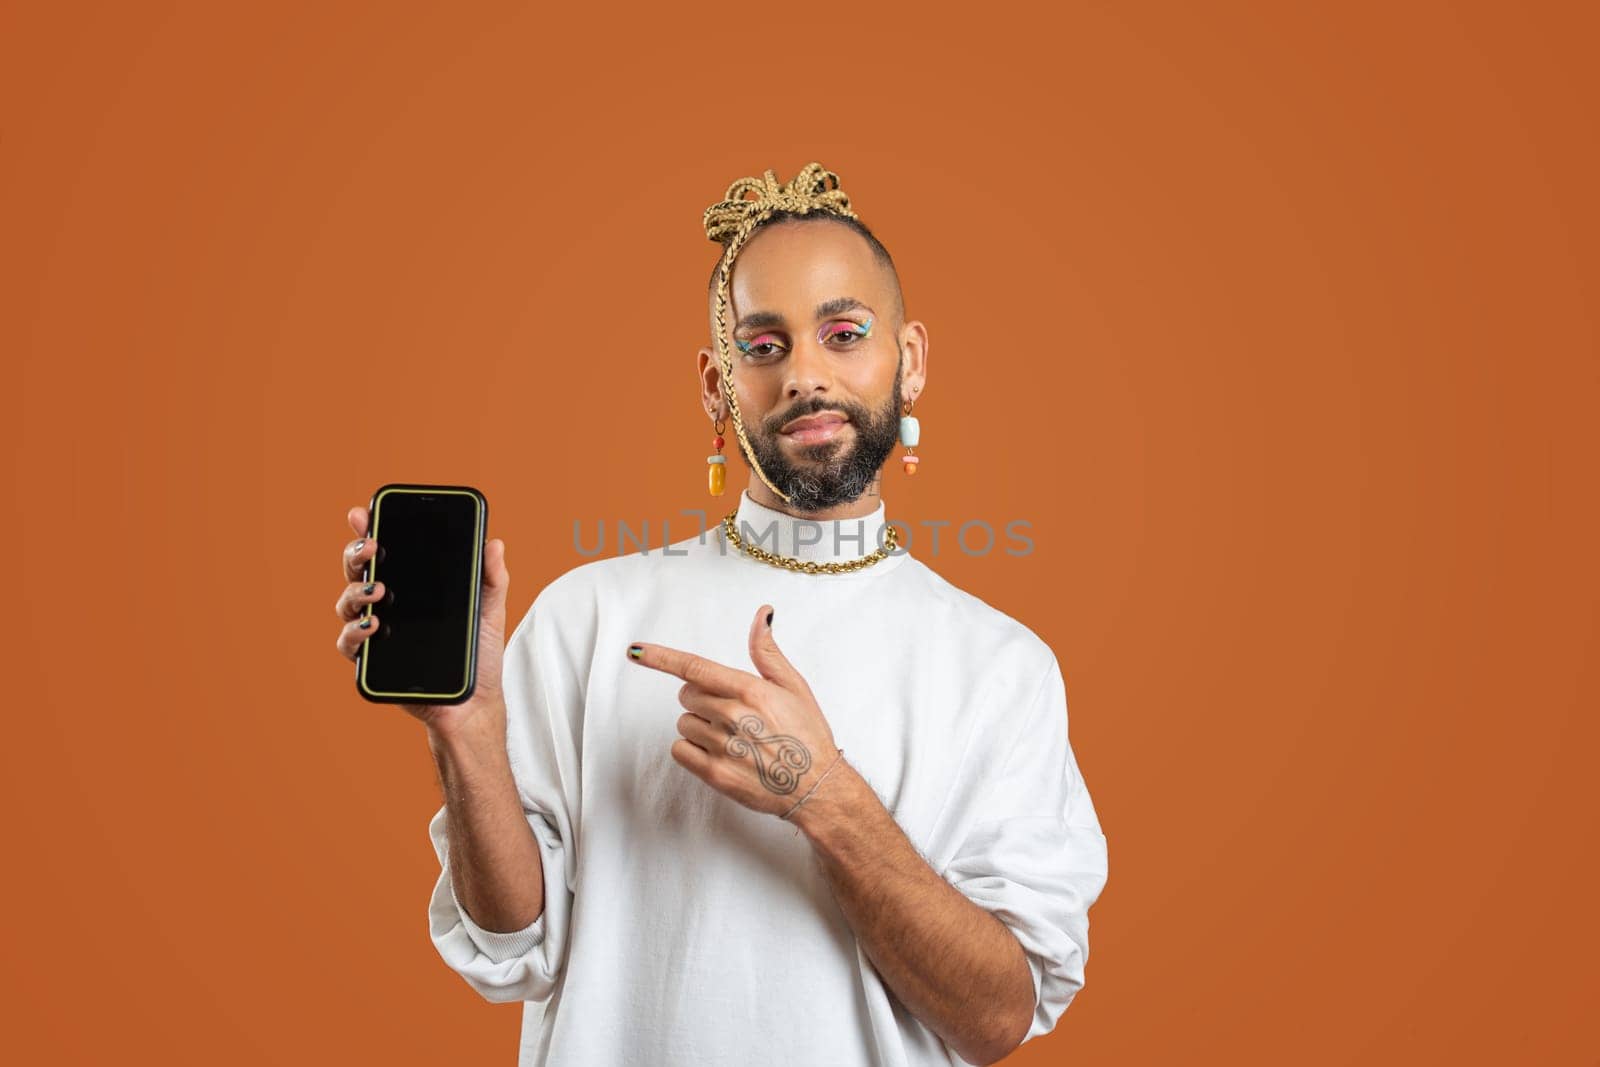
[[724, 715, 812, 795]]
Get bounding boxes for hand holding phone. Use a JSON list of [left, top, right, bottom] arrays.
[[333, 484, 511, 739]]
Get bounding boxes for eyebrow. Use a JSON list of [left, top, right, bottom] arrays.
[[735, 297, 873, 333]]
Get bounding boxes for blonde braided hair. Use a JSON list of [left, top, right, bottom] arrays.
[[702, 162, 861, 504]]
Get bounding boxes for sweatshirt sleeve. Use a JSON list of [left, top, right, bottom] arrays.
[[426, 596, 583, 1004], [941, 653, 1109, 1045]]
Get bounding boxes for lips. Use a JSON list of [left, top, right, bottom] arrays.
[[781, 411, 848, 434]]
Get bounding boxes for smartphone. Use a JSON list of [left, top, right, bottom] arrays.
[[355, 483, 487, 705]]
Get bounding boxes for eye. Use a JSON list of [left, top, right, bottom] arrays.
[[819, 317, 873, 346], [735, 334, 785, 359]]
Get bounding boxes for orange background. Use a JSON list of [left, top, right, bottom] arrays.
[[4, 2, 1595, 1063]]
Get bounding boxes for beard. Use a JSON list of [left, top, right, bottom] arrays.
[[735, 358, 904, 512]]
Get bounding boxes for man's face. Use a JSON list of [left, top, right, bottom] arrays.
[[705, 220, 905, 512]]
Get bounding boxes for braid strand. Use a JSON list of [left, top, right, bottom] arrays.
[[701, 163, 860, 504]]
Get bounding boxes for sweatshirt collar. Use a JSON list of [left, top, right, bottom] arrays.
[[722, 489, 908, 572]]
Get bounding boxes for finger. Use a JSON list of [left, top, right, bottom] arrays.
[[344, 532, 376, 583], [747, 603, 802, 690], [675, 711, 732, 752], [677, 682, 742, 726], [344, 505, 373, 580], [478, 538, 510, 638], [669, 738, 716, 783], [627, 642, 756, 698], [334, 578, 385, 622], [336, 611, 380, 660]]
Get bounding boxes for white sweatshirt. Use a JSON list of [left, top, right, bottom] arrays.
[[427, 489, 1109, 1066]]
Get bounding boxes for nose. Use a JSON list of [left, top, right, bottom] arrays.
[[782, 335, 833, 400]]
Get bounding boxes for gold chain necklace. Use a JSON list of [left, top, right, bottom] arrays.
[[720, 509, 900, 575]]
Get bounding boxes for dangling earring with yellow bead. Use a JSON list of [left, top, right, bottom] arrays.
[[708, 409, 728, 497], [899, 395, 921, 476]]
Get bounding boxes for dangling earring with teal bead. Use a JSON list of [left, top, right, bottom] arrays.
[[708, 409, 728, 497], [899, 394, 920, 477]]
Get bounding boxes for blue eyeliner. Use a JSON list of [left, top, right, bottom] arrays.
[[818, 316, 873, 344], [735, 316, 874, 354]]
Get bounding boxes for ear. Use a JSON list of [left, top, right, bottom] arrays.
[[898, 319, 929, 401], [697, 346, 724, 419]]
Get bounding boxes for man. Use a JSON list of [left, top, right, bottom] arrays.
[[333, 163, 1108, 1065]]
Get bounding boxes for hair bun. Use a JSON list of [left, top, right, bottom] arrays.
[[702, 161, 858, 245]]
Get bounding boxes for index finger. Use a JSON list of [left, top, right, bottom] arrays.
[[343, 505, 372, 581], [626, 642, 754, 696]]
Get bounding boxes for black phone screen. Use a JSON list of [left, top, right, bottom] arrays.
[[358, 486, 484, 702]]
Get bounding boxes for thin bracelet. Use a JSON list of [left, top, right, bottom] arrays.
[[780, 748, 845, 820]]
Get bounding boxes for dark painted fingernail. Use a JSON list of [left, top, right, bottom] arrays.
[[352, 539, 365, 552], [766, 610, 774, 626], [627, 644, 644, 660], [358, 618, 372, 629], [362, 583, 375, 595]]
